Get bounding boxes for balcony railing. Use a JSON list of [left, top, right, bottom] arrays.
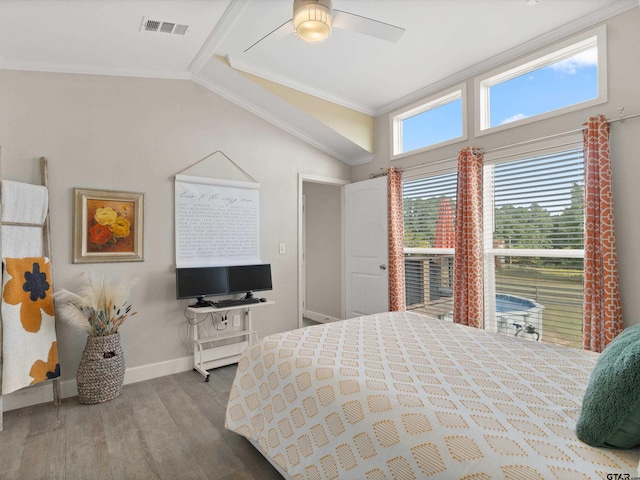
[[405, 253, 454, 319], [404, 253, 584, 348]]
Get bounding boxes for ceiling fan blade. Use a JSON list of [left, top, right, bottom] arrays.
[[244, 19, 293, 53], [332, 9, 405, 43]]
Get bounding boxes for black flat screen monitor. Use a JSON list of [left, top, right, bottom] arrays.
[[176, 266, 228, 307], [227, 264, 272, 298]]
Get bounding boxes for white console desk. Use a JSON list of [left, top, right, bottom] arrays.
[[187, 301, 274, 381]]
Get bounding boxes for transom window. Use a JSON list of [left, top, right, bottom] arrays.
[[392, 85, 466, 158], [476, 26, 606, 135]]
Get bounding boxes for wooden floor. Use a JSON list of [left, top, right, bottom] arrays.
[[0, 365, 283, 480]]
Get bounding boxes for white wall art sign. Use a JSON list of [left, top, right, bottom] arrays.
[[175, 174, 260, 267]]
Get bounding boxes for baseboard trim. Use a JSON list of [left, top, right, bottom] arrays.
[[304, 310, 342, 324], [123, 355, 193, 385], [2, 355, 193, 412]]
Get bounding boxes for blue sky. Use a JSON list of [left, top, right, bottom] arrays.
[[402, 99, 462, 152], [401, 46, 598, 152], [491, 47, 598, 127]]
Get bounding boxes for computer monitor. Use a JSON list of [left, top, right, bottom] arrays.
[[175, 266, 228, 307], [227, 264, 272, 298]]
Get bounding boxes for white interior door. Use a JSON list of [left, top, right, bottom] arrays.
[[345, 176, 388, 318]]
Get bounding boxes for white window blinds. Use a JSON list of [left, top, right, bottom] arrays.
[[489, 150, 584, 251], [402, 145, 585, 348], [404, 172, 457, 249], [403, 172, 457, 318], [485, 148, 584, 347]]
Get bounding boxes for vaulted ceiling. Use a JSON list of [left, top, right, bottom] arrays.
[[1, 0, 636, 164]]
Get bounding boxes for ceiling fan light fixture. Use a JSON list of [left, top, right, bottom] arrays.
[[293, 0, 333, 42]]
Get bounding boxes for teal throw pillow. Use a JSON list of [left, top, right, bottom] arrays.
[[576, 324, 640, 449]]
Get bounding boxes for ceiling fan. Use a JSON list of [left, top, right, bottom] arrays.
[[244, 0, 405, 53]]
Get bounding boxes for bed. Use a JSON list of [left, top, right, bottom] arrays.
[[225, 311, 640, 479]]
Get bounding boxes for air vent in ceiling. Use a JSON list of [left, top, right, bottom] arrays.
[[140, 17, 189, 35]]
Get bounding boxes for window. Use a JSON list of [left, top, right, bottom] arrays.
[[392, 85, 466, 158], [476, 26, 606, 135], [484, 145, 584, 348], [403, 139, 585, 348], [403, 171, 457, 318]]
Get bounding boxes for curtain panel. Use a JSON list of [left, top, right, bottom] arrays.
[[582, 114, 623, 352], [453, 148, 484, 328], [387, 167, 406, 312]]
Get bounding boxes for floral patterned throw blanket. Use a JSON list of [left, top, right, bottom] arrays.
[[226, 311, 640, 479], [2, 257, 60, 394]]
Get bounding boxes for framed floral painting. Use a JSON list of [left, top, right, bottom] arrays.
[[73, 188, 144, 263]]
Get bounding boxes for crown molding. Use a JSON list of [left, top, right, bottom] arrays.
[[225, 56, 376, 116], [0, 59, 192, 80], [349, 153, 376, 166], [193, 58, 373, 166], [192, 72, 345, 160], [376, 0, 639, 116]]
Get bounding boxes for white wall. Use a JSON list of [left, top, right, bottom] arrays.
[[0, 70, 350, 407], [353, 7, 640, 328], [303, 182, 342, 321]]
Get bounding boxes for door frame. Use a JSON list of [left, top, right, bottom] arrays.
[[298, 174, 350, 328]]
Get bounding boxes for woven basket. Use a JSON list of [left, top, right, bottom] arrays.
[[76, 333, 125, 404]]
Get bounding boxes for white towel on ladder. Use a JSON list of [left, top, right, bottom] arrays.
[[1, 180, 48, 257]]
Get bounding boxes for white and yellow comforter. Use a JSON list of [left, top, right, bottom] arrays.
[[225, 311, 640, 479]]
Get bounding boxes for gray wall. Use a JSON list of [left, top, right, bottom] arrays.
[[0, 70, 351, 402], [304, 182, 342, 320], [353, 7, 640, 328]]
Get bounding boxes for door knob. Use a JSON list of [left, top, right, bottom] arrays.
[[380, 264, 387, 270]]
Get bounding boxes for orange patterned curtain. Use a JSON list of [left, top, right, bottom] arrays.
[[453, 147, 484, 328], [387, 167, 406, 312], [582, 114, 623, 352]]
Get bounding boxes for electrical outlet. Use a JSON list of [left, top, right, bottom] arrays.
[[232, 315, 241, 327], [279, 242, 286, 254]]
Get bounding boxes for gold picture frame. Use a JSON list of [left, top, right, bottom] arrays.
[[73, 188, 144, 263]]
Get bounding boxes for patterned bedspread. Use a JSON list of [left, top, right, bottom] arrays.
[[225, 311, 640, 479]]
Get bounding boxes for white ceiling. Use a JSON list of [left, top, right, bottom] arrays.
[[0, 0, 637, 162], [219, 0, 632, 114]]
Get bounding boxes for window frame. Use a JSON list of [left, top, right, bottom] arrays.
[[482, 135, 585, 335], [391, 83, 467, 160], [474, 25, 607, 137], [402, 134, 587, 347]]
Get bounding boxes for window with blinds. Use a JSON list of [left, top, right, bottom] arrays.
[[403, 172, 457, 319], [403, 146, 585, 348], [484, 148, 584, 347]]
